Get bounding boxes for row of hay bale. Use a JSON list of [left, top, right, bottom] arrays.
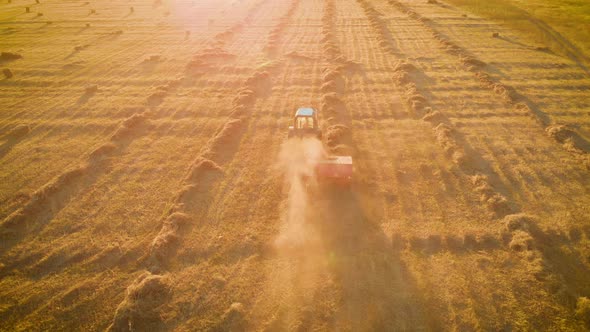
[[379, 4, 590, 322], [387, 0, 590, 169], [145, 69, 269, 272], [266, 0, 300, 52], [319, 0, 353, 154], [356, 0, 515, 218], [392, 213, 589, 256], [395, 60, 513, 217], [108, 68, 273, 331], [0, 110, 149, 234], [320, 0, 339, 60], [357, 0, 397, 53], [214, 0, 269, 47]]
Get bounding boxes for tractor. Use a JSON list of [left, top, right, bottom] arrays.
[[287, 107, 353, 185]]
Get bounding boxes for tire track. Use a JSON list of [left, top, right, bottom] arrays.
[[248, 1, 427, 330], [386, 0, 590, 169]]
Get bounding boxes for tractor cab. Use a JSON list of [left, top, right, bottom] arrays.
[[288, 107, 322, 139]]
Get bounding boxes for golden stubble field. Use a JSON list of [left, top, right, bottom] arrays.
[[1, 0, 589, 330]]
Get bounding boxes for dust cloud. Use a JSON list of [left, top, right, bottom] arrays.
[[275, 137, 326, 248]]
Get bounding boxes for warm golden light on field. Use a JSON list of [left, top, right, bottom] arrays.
[[0, 0, 589, 330]]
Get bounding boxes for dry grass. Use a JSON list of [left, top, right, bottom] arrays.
[[444, 0, 590, 67], [576, 297, 590, 328], [1, 0, 589, 330]]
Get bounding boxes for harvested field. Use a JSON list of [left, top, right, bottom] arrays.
[[0, 0, 589, 330]]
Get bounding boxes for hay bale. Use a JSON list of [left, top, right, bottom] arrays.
[[150, 212, 190, 266], [111, 113, 147, 141], [320, 80, 337, 93], [502, 213, 536, 232], [576, 297, 590, 327], [33, 166, 88, 201], [0, 52, 23, 61], [546, 124, 575, 143], [230, 105, 246, 117], [322, 68, 342, 82], [89, 142, 116, 160], [321, 92, 342, 107], [471, 175, 512, 216], [486, 193, 512, 217], [26, 7, 30, 13], [37, 12, 43, 17], [233, 89, 255, 107], [3, 68, 13, 78], [492, 32, 499, 38], [214, 302, 246, 331], [509, 230, 534, 252], [422, 110, 445, 124], [107, 272, 171, 332], [394, 61, 416, 73], [212, 119, 242, 144], [325, 124, 350, 147], [433, 123, 457, 153], [245, 71, 270, 90], [185, 158, 222, 182]]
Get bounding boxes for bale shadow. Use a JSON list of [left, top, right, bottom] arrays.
[[77, 90, 96, 105], [0, 122, 150, 259], [0, 134, 28, 160]]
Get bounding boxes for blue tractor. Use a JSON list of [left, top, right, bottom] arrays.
[[288, 107, 322, 139]]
